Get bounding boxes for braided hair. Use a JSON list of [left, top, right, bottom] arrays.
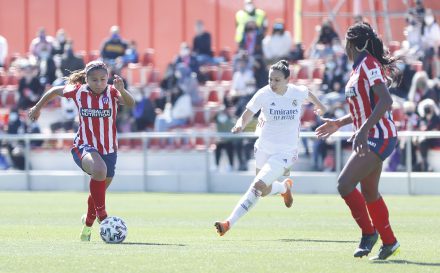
[[346, 22, 398, 84]]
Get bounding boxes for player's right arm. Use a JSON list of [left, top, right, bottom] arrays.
[[28, 86, 64, 121], [231, 108, 254, 134]]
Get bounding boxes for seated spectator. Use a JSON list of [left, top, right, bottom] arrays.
[[50, 97, 78, 133], [174, 63, 203, 106], [17, 64, 44, 110], [262, 19, 292, 65], [51, 28, 67, 57], [408, 70, 436, 104], [192, 20, 215, 65], [29, 28, 54, 60], [173, 42, 204, 83], [309, 20, 340, 59], [131, 89, 156, 131], [227, 54, 256, 115], [100, 25, 128, 65], [154, 86, 193, 133], [416, 99, 440, 171], [421, 9, 440, 78], [54, 41, 85, 85]]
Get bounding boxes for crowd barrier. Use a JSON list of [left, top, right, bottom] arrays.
[[1, 131, 440, 194]]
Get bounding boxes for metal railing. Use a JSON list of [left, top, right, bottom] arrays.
[[1, 131, 440, 192]]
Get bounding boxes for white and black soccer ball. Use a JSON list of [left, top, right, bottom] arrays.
[[99, 216, 127, 244]]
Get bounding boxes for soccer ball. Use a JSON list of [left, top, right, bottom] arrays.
[[99, 216, 127, 244]]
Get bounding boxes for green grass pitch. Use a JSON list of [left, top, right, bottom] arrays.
[[0, 192, 439, 273]]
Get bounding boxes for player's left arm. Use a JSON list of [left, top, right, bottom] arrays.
[[113, 74, 135, 108], [307, 90, 327, 117]]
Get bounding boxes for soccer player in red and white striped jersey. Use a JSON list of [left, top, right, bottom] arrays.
[[315, 22, 400, 260], [29, 61, 135, 241]]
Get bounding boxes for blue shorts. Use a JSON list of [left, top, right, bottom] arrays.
[[71, 145, 117, 178], [367, 137, 397, 161]]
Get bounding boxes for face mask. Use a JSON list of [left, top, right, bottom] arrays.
[[9, 112, 18, 122], [180, 48, 190, 56], [245, 3, 254, 13], [217, 113, 228, 123], [58, 34, 66, 42], [425, 16, 434, 25]]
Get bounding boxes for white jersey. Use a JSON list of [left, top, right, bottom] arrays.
[[246, 84, 309, 154]]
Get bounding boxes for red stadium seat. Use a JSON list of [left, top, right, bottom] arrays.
[[193, 109, 207, 127], [296, 65, 309, 80], [207, 89, 220, 103], [218, 47, 231, 62], [220, 64, 233, 81], [312, 65, 325, 80]]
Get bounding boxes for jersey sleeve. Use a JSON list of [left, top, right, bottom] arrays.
[[63, 84, 80, 99], [362, 56, 386, 87], [246, 89, 264, 113], [109, 85, 121, 103]]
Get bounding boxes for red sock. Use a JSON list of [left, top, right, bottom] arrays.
[[90, 179, 107, 221], [342, 188, 375, 235], [85, 194, 96, 227], [367, 197, 396, 245]]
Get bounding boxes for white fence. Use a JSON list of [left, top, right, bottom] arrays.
[[1, 131, 440, 194]]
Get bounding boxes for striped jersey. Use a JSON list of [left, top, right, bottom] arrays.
[[63, 84, 120, 154], [344, 52, 397, 138]]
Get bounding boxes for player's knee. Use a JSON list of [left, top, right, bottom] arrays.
[[337, 179, 351, 196], [253, 181, 269, 196], [91, 163, 107, 181]]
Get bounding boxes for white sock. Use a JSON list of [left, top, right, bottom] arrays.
[[269, 180, 287, 195], [226, 186, 262, 226]]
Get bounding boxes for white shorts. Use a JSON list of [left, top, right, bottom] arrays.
[[254, 148, 298, 186]]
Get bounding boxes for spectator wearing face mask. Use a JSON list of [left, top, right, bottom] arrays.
[[421, 9, 440, 78], [235, 0, 268, 43], [100, 25, 128, 65], [173, 42, 204, 83], [262, 19, 292, 65], [17, 64, 44, 110], [29, 28, 54, 60], [59, 41, 85, 78], [416, 99, 440, 171], [51, 29, 67, 57]]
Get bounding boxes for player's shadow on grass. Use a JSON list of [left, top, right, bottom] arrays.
[[279, 238, 357, 244], [372, 259, 440, 267], [122, 242, 186, 247]]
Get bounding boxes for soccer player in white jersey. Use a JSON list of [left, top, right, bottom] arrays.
[[316, 22, 400, 260], [215, 60, 326, 236], [29, 61, 135, 241]]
